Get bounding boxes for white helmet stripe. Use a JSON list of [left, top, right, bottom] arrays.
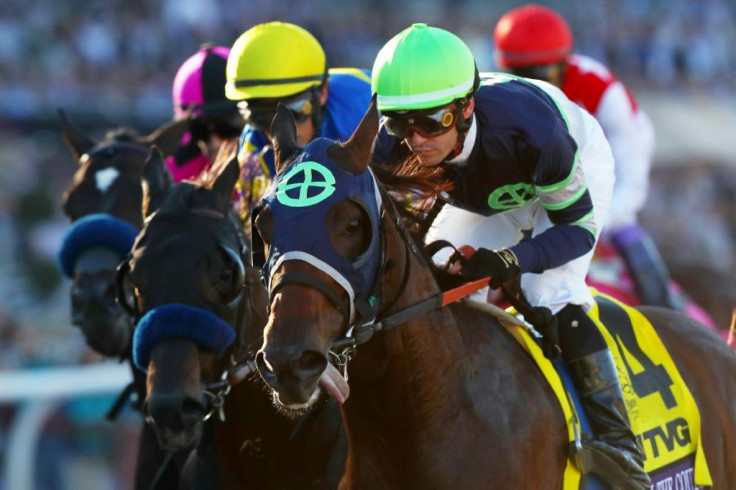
[[377, 78, 474, 108], [269, 251, 356, 324]]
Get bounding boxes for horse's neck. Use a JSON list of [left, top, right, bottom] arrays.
[[343, 222, 468, 485]]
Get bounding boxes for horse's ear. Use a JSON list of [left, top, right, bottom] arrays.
[[58, 108, 96, 162], [142, 146, 172, 217], [140, 119, 190, 157], [212, 154, 241, 211], [329, 95, 378, 175], [270, 104, 300, 174]]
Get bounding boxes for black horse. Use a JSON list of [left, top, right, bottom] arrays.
[[58, 111, 190, 488], [115, 148, 346, 488]]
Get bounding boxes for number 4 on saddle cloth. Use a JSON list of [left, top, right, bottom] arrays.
[[500, 289, 714, 490]]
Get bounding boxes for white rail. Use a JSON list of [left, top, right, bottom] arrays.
[[0, 363, 133, 490]]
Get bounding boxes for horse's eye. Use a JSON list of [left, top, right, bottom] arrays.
[[215, 249, 245, 305], [117, 273, 141, 316], [346, 218, 360, 234], [220, 267, 234, 283]]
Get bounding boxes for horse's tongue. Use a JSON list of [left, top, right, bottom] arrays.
[[319, 364, 350, 404]]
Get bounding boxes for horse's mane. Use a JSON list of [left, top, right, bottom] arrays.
[[103, 127, 141, 143], [371, 156, 466, 290], [370, 152, 453, 243], [196, 138, 240, 188]]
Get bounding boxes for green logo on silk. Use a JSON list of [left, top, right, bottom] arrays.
[[487, 183, 536, 210], [276, 161, 336, 207]]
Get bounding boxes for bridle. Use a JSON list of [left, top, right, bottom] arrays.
[[116, 207, 254, 423], [265, 182, 487, 379]]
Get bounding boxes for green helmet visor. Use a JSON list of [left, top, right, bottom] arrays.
[[383, 104, 460, 139]]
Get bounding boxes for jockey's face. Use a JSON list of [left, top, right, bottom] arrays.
[[402, 98, 474, 167], [239, 85, 329, 146], [295, 117, 316, 146]]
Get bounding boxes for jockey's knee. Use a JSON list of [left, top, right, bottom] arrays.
[[555, 304, 607, 362]]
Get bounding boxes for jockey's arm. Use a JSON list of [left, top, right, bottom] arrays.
[[509, 124, 597, 274]]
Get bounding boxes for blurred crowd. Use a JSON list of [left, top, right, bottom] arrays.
[[1, 0, 735, 124]]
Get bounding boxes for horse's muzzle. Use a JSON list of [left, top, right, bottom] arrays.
[[256, 347, 328, 407], [146, 391, 206, 451]]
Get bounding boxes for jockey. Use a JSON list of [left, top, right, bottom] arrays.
[[494, 4, 678, 309], [224, 21, 372, 222], [168, 45, 243, 182], [370, 24, 649, 489]]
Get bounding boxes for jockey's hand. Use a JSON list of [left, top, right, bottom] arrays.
[[450, 247, 521, 289]]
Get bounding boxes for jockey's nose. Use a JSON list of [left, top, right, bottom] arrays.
[[406, 128, 429, 144]]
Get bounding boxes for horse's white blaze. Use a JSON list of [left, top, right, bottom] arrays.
[[95, 167, 120, 193]]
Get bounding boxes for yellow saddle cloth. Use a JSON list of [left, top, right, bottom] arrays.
[[506, 289, 713, 489]]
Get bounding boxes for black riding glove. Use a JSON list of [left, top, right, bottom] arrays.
[[458, 247, 521, 289]]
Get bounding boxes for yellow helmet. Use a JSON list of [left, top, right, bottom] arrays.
[[226, 22, 327, 101]]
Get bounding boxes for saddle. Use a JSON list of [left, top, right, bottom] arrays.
[[467, 289, 713, 489]]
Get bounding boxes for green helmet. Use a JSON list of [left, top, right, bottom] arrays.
[[372, 24, 477, 112]]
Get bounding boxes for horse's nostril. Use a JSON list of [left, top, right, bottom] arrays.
[[181, 397, 205, 423], [256, 351, 272, 372], [297, 351, 326, 374]]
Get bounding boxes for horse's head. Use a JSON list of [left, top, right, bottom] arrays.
[[253, 100, 385, 409], [119, 149, 267, 451], [58, 111, 187, 357]]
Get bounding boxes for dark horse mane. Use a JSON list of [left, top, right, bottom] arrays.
[[370, 159, 466, 290], [103, 127, 141, 142]]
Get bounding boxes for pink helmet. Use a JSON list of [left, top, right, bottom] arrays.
[[172, 46, 238, 120]]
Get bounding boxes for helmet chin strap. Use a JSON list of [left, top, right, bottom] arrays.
[[444, 106, 473, 163]]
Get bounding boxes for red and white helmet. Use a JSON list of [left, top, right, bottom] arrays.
[[494, 4, 573, 68]]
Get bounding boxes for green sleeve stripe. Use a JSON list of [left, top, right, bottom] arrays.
[[578, 223, 597, 238], [571, 210, 597, 238], [540, 183, 588, 211], [535, 148, 581, 193]]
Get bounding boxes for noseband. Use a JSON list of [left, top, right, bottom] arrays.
[[119, 207, 255, 421]]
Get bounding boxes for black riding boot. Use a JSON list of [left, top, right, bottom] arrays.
[[556, 305, 650, 489], [611, 224, 681, 310]]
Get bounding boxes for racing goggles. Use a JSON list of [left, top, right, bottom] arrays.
[[237, 92, 314, 131], [383, 104, 460, 139]]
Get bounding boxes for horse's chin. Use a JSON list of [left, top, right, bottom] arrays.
[[152, 425, 203, 453], [270, 387, 323, 418], [78, 316, 132, 357]]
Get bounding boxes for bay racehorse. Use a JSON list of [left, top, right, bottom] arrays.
[[116, 148, 346, 488], [57, 111, 190, 488], [253, 101, 736, 488]]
